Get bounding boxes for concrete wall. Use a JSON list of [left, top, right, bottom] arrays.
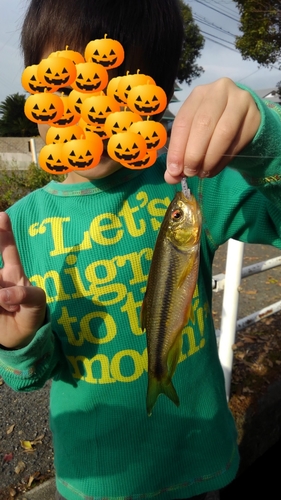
[[0, 137, 44, 169]]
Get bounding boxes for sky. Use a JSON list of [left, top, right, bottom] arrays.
[[0, 0, 280, 114]]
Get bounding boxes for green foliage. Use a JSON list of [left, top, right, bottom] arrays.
[[0, 93, 38, 137], [178, 0, 205, 84], [0, 162, 63, 211], [234, 1, 281, 67]]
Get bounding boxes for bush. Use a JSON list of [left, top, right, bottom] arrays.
[[0, 162, 64, 211]]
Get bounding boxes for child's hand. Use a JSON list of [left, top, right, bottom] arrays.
[[165, 78, 261, 183], [0, 212, 46, 349]]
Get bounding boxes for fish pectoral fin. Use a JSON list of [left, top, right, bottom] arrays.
[[177, 252, 197, 288], [189, 304, 195, 324], [146, 375, 180, 416], [183, 303, 194, 326]]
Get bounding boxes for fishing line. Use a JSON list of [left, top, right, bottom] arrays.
[[163, 146, 281, 160], [197, 154, 281, 159], [181, 177, 191, 198]]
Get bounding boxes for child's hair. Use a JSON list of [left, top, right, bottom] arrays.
[[21, 0, 184, 100]]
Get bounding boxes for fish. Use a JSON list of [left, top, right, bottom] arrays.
[[141, 189, 202, 416]]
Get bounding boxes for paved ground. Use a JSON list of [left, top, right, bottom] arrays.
[[0, 242, 281, 499]]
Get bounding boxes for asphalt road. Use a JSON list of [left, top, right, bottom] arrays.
[[0, 242, 281, 498]]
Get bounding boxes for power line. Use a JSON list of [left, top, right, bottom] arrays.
[[200, 29, 236, 47], [236, 68, 261, 82], [202, 35, 239, 52], [193, 14, 237, 38], [193, 0, 240, 22]]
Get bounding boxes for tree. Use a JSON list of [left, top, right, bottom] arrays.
[[0, 93, 38, 137], [234, 1, 281, 67], [177, 0, 205, 84]]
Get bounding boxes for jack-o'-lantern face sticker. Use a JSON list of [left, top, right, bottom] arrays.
[[120, 149, 157, 170], [68, 89, 92, 115], [81, 95, 120, 126], [24, 93, 64, 124], [129, 120, 167, 150], [84, 35, 124, 69], [22, 37, 169, 173], [106, 76, 125, 104], [49, 46, 85, 65], [104, 110, 142, 137], [52, 95, 80, 127], [79, 118, 108, 140], [38, 56, 77, 89], [71, 62, 108, 93], [62, 134, 103, 170], [21, 65, 59, 94], [127, 84, 167, 116], [117, 73, 156, 104], [39, 143, 71, 174], [107, 131, 147, 164], [46, 124, 86, 144]]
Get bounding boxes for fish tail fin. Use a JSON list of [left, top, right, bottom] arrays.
[[146, 375, 180, 416]]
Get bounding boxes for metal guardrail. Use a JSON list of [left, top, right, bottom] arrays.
[[212, 239, 281, 399]]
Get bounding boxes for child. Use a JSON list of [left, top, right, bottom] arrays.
[[0, 1, 281, 499]]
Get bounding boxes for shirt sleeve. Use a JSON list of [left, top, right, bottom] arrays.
[[0, 308, 64, 391], [231, 84, 281, 206]]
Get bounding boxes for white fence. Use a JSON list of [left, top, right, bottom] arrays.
[[213, 239, 281, 399]]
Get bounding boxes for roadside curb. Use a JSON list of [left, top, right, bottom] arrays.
[[20, 478, 56, 499]]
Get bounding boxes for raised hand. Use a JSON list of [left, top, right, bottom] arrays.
[[0, 212, 46, 349], [165, 78, 261, 183]]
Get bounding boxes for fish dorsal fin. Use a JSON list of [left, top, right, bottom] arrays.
[[177, 251, 197, 289]]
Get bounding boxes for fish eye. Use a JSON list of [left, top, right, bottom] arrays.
[[171, 209, 182, 220]]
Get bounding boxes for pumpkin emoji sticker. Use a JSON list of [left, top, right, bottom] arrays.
[[84, 35, 124, 69], [24, 92, 64, 124]]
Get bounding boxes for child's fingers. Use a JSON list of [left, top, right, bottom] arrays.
[[181, 102, 227, 176], [166, 78, 261, 182], [0, 285, 46, 311], [197, 88, 260, 177], [166, 81, 228, 181], [166, 90, 200, 180], [0, 212, 23, 271], [0, 212, 30, 290], [194, 103, 244, 177]]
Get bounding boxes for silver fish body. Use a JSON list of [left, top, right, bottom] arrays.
[[141, 190, 202, 415]]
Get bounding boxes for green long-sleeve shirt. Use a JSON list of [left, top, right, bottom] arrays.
[[1, 87, 281, 499]]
